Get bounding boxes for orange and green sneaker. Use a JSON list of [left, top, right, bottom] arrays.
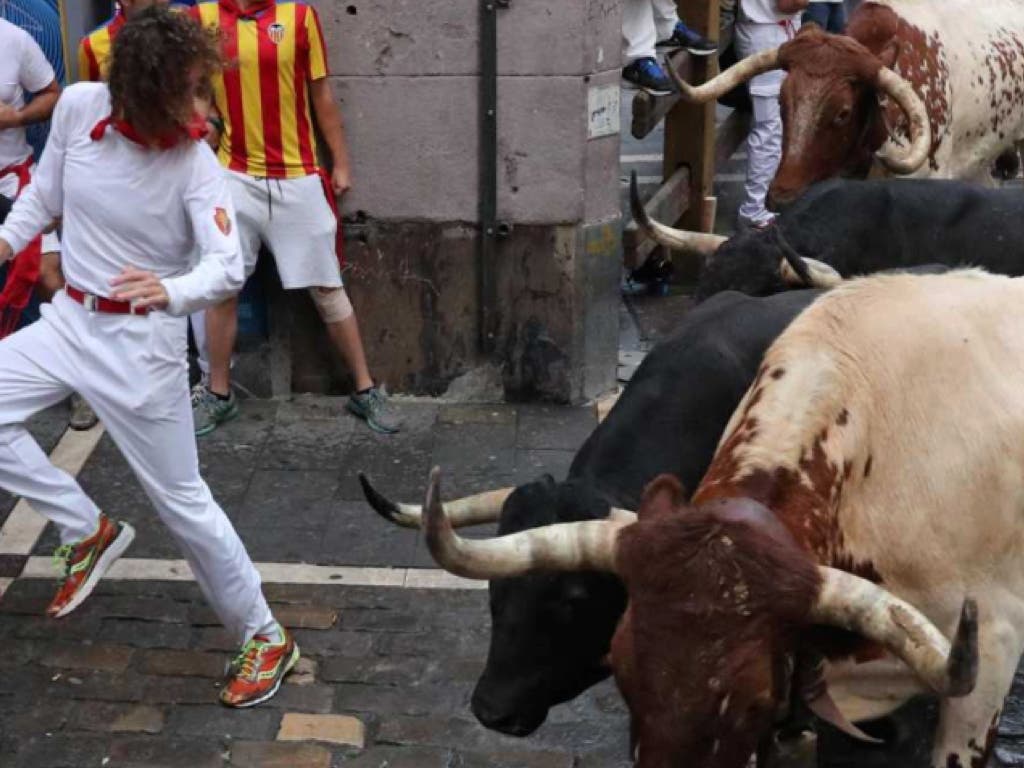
[[48, 514, 135, 618], [220, 626, 299, 708]]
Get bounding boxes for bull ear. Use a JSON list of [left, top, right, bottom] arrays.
[[638, 474, 686, 520], [878, 39, 900, 70]]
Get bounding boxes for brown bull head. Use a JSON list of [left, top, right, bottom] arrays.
[[421, 468, 978, 768], [769, 23, 915, 210], [668, 10, 931, 213]]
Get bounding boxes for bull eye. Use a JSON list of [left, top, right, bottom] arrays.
[[834, 107, 852, 126]]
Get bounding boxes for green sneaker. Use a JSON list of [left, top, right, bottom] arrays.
[[192, 384, 239, 437], [346, 386, 400, 434]]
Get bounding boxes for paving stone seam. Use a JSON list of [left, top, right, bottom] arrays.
[[18, 556, 487, 590]]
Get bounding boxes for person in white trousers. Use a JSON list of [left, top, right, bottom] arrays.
[[0, 7, 296, 708], [735, 0, 805, 229], [622, 0, 717, 95]]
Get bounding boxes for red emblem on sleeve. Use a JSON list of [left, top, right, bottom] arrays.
[[214, 208, 232, 236]]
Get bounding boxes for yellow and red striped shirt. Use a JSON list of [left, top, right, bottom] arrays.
[[192, 0, 328, 179], [77, 11, 126, 82]]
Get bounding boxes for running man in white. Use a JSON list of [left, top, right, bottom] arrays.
[[0, 7, 296, 708]]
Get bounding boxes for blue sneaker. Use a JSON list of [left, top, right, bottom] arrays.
[[657, 22, 718, 56], [622, 57, 673, 96]]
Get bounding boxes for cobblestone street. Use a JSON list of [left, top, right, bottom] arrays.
[[0, 399, 631, 768]]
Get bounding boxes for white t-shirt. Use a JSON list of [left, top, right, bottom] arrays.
[[0, 83, 244, 316], [740, 0, 803, 24], [0, 18, 56, 169]]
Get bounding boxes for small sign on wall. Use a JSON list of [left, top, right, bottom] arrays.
[[587, 84, 620, 140]]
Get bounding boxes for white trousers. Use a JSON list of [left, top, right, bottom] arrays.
[[623, 0, 680, 63], [0, 291, 273, 643], [735, 20, 795, 225]]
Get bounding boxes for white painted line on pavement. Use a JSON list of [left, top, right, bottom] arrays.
[[621, 154, 663, 163], [0, 577, 12, 602], [20, 556, 488, 590], [0, 423, 105, 556]]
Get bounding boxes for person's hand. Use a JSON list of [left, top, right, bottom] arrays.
[[0, 103, 19, 130], [110, 266, 170, 310], [331, 166, 351, 198], [0, 238, 12, 263]]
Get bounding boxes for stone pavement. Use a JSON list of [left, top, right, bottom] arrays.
[[0, 397, 632, 768]]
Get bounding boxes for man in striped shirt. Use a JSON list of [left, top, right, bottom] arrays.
[[190, 0, 398, 436], [78, 2, 172, 83]]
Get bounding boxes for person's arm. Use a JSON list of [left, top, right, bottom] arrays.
[[304, 6, 351, 196], [0, 92, 70, 259], [0, 80, 59, 130], [0, 29, 60, 130], [776, 0, 809, 12], [309, 78, 351, 196], [114, 145, 245, 315]]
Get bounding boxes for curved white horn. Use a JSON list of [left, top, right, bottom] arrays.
[[811, 568, 978, 698], [630, 172, 727, 257], [779, 256, 842, 288], [360, 472, 513, 529], [668, 47, 781, 103], [422, 467, 630, 579], [874, 67, 931, 175]]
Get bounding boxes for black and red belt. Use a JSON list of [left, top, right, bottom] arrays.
[[66, 285, 149, 316]]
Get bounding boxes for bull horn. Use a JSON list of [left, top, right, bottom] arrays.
[[359, 472, 513, 529], [668, 47, 781, 104], [874, 67, 931, 175], [811, 568, 978, 698], [630, 171, 727, 257], [422, 467, 631, 579], [779, 256, 842, 288]]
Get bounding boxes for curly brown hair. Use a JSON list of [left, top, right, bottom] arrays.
[[108, 5, 222, 140]]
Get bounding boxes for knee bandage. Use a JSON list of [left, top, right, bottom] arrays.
[[309, 287, 353, 323]]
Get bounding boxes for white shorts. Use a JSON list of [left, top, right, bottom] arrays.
[[226, 170, 343, 290], [0, 164, 60, 254]]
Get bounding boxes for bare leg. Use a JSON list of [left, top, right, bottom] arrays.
[[324, 312, 373, 392], [205, 296, 239, 396]]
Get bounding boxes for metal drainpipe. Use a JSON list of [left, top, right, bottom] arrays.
[[479, 0, 510, 354]]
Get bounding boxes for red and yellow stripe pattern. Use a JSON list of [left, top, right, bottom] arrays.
[[193, 1, 328, 179], [77, 11, 126, 82]]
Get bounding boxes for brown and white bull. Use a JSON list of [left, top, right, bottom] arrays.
[[671, 0, 1024, 208], [418, 269, 1024, 768]]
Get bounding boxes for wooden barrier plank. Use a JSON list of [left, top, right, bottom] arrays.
[[630, 53, 693, 141], [623, 166, 691, 270]]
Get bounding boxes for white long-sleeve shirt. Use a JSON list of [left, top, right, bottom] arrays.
[[0, 82, 243, 317], [740, 0, 803, 24], [0, 18, 56, 169]]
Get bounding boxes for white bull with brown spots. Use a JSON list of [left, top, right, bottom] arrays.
[[671, 0, 1024, 210], [419, 269, 1024, 768]]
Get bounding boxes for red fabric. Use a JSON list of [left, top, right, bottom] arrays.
[[90, 113, 208, 149], [66, 285, 149, 316], [218, 0, 276, 19], [0, 157, 42, 338], [317, 169, 346, 269]]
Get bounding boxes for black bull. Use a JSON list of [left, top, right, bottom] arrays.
[[367, 289, 820, 735], [640, 177, 1024, 302]]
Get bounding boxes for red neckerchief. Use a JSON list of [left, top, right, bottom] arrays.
[[218, 0, 276, 18], [90, 113, 207, 149], [0, 159, 41, 338]]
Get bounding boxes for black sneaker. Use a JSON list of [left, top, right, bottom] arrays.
[[622, 57, 673, 96], [657, 22, 718, 56]]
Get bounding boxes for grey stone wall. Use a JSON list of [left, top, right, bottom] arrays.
[[277, 0, 623, 403]]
